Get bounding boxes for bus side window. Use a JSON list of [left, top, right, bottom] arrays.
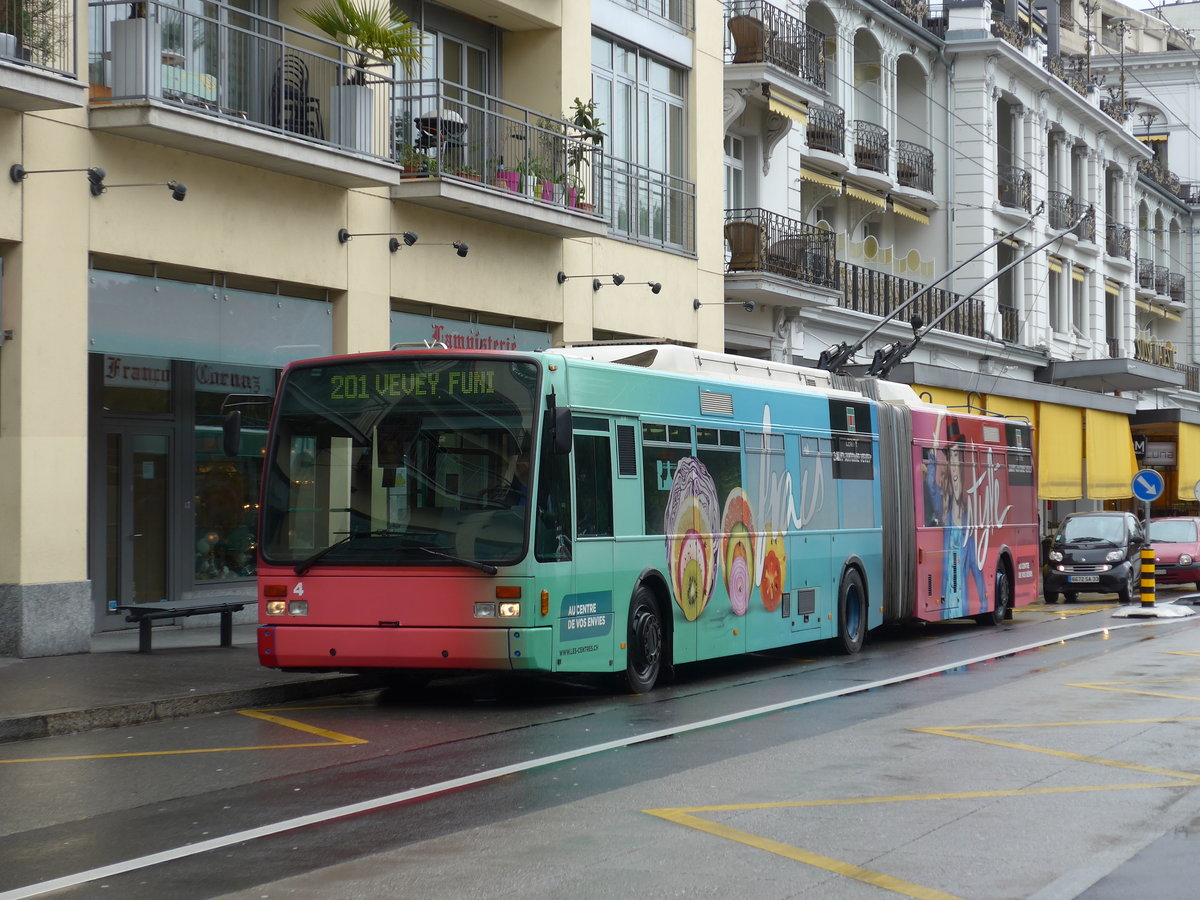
[[574, 434, 613, 537], [535, 449, 573, 561]]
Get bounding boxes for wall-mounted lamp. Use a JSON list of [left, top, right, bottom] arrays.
[[416, 240, 469, 257], [632, 281, 662, 294], [557, 271, 625, 291], [694, 299, 755, 312], [338, 228, 418, 248], [10, 164, 107, 196], [101, 180, 188, 201]]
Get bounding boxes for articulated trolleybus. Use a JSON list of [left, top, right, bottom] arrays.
[[254, 344, 1038, 691]]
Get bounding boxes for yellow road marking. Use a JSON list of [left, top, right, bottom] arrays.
[[0, 708, 367, 765]]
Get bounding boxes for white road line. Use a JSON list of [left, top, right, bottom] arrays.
[[0, 622, 1150, 899]]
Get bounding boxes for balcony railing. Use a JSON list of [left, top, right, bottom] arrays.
[[1047, 190, 1074, 229], [851, 120, 888, 173], [1178, 362, 1200, 393], [807, 103, 844, 155], [1155, 265, 1170, 295], [990, 15, 1025, 49], [2, 0, 73, 74], [605, 157, 695, 252], [1043, 54, 1098, 97], [89, 0, 400, 158], [896, 140, 933, 192], [1137, 258, 1155, 291], [620, 0, 694, 31], [840, 262, 984, 341], [1169, 272, 1185, 303], [724, 208, 837, 288], [997, 164, 1031, 211], [395, 77, 607, 217], [1136, 158, 1200, 204], [998, 304, 1019, 343], [1105, 220, 1131, 259], [725, 1, 825, 88]]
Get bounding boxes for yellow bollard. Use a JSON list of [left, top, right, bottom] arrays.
[[1140, 547, 1156, 608]]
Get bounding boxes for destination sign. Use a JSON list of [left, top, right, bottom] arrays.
[[328, 369, 496, 402]]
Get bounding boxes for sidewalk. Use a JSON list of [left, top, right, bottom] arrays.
[[0, 624, 378, 744]]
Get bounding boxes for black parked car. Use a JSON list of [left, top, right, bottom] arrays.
[[1043, 511, 1146, 604]]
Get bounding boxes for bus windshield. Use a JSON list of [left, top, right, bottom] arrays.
[[260, 356, 541, 570]]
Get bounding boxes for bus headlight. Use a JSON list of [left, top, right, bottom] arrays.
[[288, 600, 308, 616], [474, 602, 497, 618], [499, 602, 521, 617], [266, 600, 287, 616]]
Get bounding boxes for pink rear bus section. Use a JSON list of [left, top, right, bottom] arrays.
[[910, 408, 1038, 622]]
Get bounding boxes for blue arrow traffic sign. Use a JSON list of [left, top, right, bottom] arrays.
[[1132, 468, 1165, 502]]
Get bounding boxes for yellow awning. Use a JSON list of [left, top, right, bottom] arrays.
[[1135, 299, 1182, 322], [845, 185, 886, 208], [891, 201, 930, 225], [1138, 133, 1168, 142], [1048, 257, 1063, 274], [1085, 409, 1136, 499], [913, 385, 972, 410], [1038, 403, 1083, 500], [1179, 424, 1200, 501], [1071, 266, 1086, 283], [1105, 280, 1120, 296], [799, 167, 842, 189], [768, 90, 808, 126]]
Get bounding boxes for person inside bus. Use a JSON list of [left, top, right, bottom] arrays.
[[925, 416, 988, 615]]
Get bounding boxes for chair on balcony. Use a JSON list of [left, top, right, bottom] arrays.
[[272, 55, 324, 140], [728, 15, 766, 63], [725, 221, 765, 271]]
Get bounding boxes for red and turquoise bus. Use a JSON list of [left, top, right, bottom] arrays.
[[250, 344, 1038, 691]]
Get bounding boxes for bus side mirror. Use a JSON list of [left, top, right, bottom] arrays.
[[550, 407, 572, 455], [222, 410, 242, 457]]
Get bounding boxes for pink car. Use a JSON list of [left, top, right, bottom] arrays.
[[1148, 517, 1200, 590]]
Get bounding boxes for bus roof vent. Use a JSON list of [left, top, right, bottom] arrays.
[[700, 390, 734, 416], [616, 424, 638, 476]]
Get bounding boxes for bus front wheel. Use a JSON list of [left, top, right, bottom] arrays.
[[622, 585, 663, 694], [835, 569, 867, 655]]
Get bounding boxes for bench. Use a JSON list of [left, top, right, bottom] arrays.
[[116, 599, 248, 653]]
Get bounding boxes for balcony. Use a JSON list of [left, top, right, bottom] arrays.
[[1105, 219, 1131, 259], [604, 157, 695, 252], [990, 14, 1025, 50], [1137, 258, 1155, 292], [1047, 190, 1077, 230], [1169, 273, 1186, 303], [392, 78, 609, 239], [0, 0, 82, 110], [840, 262, 984, 342], [997, 304, 1019, 343], [997, 164, 1031, 212], [1137, 158, 1200, 205], [724, 1, 825, 89], [87, 0, 401, 188], [850, 120, 888, 174], [895, 140, 933, 193], [1155, 265, 1170, 296], [806, 103, 844, 157], [724, 208, 838, 303]]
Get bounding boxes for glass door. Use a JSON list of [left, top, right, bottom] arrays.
[[98, 425, 174, 629]]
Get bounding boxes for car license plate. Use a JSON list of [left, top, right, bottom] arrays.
[[1156, 568, 1166, 575], [1068, 575, 1099, 583]]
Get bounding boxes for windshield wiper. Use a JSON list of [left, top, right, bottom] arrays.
[[420, 546, 499, 575], [293, 529, 402, 576]]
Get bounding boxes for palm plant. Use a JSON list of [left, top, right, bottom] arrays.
[[297, 0, 422, 85]]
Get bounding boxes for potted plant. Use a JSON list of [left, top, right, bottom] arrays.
[[297, 0, 422, 151], [565, 97, 604, 212]]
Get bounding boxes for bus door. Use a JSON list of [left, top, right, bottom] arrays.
[[550, 420, 615, 673]]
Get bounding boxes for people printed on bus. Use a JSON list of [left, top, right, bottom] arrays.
[[924, 417, 987, 616]]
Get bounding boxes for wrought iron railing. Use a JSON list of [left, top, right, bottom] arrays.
[[1, 0, 73, 74], [1074, 207, 1095, 242], [1178, 362, 1200, 393], [840, 262, 984, 341], [896, 140, 933, 192], [395, 78, 606, 217], [1105, 220, 1131, 259], [990, 15, 1025, 49], [723, 208, 837, 288], [724, 1, 825, 88], [1155, 265, 1170, 295], [1135, 158, 1200, 205], [1047, 190, 1074, 229], [1108, 337, 1121, 359], [605, 157, 695, 252], [851, 120, 888, 173], [1137, 258, 1156, 291], [807, 103, 844, 155], [997, 164, 1031, 211], [1169, 272, 1185, 303], [1043, 54, 1097, 97], [88, 0, 399, 158], [998, 304, 1019, 343]]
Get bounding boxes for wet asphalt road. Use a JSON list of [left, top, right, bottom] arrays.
[[4, 597, 1200, 899]]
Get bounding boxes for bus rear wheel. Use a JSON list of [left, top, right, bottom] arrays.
[[975, 563, 1011, 626], [622, 585, 663, 693], [835, 569, 867, 655]]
